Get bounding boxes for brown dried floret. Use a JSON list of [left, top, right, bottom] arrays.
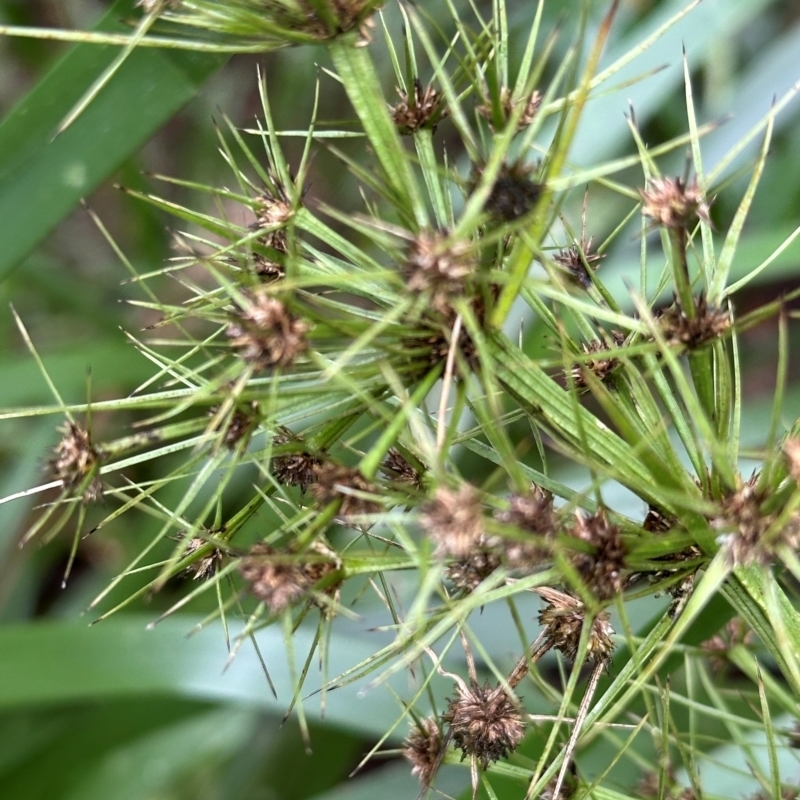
[[477, 86, 541, 131], [480, 160, 544, 223], [238, 542, 339, 614], [643, 506, 673, 533], [568, 510, 627, 601], [712, 472, 800, 566], [658, 294, 731, 349], [403, 229, 476, 312], [226, 290, 309, 371], [565, 332, 625, 391], [311, 462, 382, 517], [494, 485, 557, 572], [536, 586, 615, 665], [421, 485, 486, 559], [390, 78, 447, 134], [640, 175, 711, 230], [553, 238, 604, 288], [442, 681, 525, 770], [270, 428, 321, 493], [446, 549, 502, 593], [210, 400, 260, 449], [403, 716, 443, 787], [49, 421, 103, 504], [381, 448, 424, 490], [181, 535, 224, 580]]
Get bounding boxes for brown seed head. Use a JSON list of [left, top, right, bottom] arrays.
[[390, 79, 447, 135], [640, 176, 711, 230], [226, 290, 309, 371], [311, 463, 381, 517], [446, 549, 502, 593], [554, 237, 604, 288], [270, 428, 321, 493], [182, 535, 224, 580], [238, 542, 338, 615], [566, 333, 625, 391], [481, 161, 543, 223], [210, 401, 260, 449], [442, 681, 525, 770], [712, 473, 800, 566], [403, 717, 443, 787], [421, 485, 486, 559], [569, 510, 627, 600], [476, 87, 541, 131], [403, 230, 476, 312], [493, 485, 557, 572], [536, 586, 615, 665], [49, 421, 103, 504], [658, 294, 731, 349], [381, 448, 424, 491]]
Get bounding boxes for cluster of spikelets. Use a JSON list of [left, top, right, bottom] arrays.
[[7, 1, 800, 799]]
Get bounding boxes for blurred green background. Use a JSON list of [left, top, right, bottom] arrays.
[[0, 1, 799, 798]]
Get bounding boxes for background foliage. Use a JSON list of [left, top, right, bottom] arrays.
[[0, 1, 799, 798]]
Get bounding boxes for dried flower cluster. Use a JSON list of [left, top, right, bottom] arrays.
[[269, 428, 321, 492], [442, 680, 526, 769], [493, 485, 557, 571], [311, 463, 381, 516], [226, 290, 309, 370], [181, 535, 225, 580], [640, 176, 711, 230], [238, 542, 339, 614], [568, 510, 627, 600], [403, 717, 443, 787], [476, 87, 542, 131], [712, 473, 800, 566], [390, 79, 446, 134], [566, 334, 625, 391], [421, 485, 487, 559], [49, 421, 103, 504], [536, 586, 616, 665], [403, 230, 476, 310], [658, 294, 732, 349], [482, 161, 543, 222]]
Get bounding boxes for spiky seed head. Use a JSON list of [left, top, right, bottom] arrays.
[[421, 485, 486, 559], [211, 401, 260, 449], [446, 549, 502, 593], [566, 334, 625, 391], [239, 543, 310, 614], [643, 506, 672, 533], [442, 681, 526, 770], [381, 448, 424, 490], [226, 290, 309, 371], [311, 463, 381, 517], [712, 473, 800, 566], [403, 230, 476, 311], [182, 536, 223, 580], [640, 176, 711, 230], [494, 485, 557, 572], [49, 421, 103, 504], [658, 294, 731, 349], [477, 87, 542, 131], [569, 510, 627, 600], [238, 542, 338, 614], [480, 161, 543, 222], [536, 586, 615, 665], [390, 79, 447, 135], [403, 717, 443, 787], [270, 428, 321, 493], [553, 237, 604, 288]]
